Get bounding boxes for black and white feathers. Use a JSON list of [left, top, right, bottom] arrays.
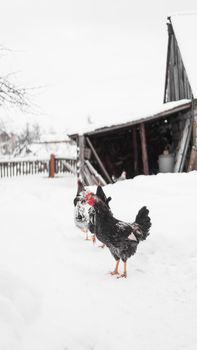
[[73, 180, 90, 233]]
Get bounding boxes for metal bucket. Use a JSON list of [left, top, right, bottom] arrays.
[[158, 153, 174, 173]]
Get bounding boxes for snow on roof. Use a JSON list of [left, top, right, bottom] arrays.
[[170, 13, 197, 97], [69, 99, 191, 136]]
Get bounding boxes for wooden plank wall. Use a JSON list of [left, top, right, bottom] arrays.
[[165, 25, 193, 103]]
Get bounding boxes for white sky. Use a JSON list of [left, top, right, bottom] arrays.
[[0, 0, 197, 133]]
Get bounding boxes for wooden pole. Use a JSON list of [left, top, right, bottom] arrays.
[[139, 123, 149, 175], [78, 135, 85, 182], [78, 135, 85, 166], [187, 146, 197, 172], [174, 116, 192, 172], [192, 119, 196, 147], [132, 127, 139, 175], [85, 160, 107, 186], [86, 137, 113, 183], [193, 103, 197, 147], [49, 154, 55, 178]]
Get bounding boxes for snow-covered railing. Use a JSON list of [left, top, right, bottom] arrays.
[[0, 157, 77, 178]]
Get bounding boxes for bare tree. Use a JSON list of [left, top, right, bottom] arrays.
[[19, 122, 41, 144], [0, 46, 29, 109], [0, 74, 28, 108], [31, 123, 41, 141]]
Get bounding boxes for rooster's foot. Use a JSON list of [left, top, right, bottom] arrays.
[[117, 273, 127, 279], [98, 244, 105, 249], [110, 271, 120, 276]]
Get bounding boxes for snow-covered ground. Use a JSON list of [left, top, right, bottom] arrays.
[[0, 172, 197, 350]]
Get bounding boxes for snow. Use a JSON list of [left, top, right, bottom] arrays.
[[39, 133, 71, 143], [170, 13, 197, 97], [0, 141, 77, 161], [0, 172, 197, 349], [26, 141, 77, 160], [69, 99, 191, 135]]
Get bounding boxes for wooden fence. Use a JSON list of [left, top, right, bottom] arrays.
[[0, 157, 77, 178]]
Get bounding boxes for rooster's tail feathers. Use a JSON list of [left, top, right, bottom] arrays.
[[134, 206, 151, 241]]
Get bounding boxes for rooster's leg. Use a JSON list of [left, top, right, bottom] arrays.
[[83, 228, 90, 240], [92, 234, 96, 245], [85, 232, 89, 240], [110, 259, 120, 275], [118, 261, 127, 278]]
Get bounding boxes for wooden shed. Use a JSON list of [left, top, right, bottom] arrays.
[[70, 100, 192, 185], [70, 14, 197, 185]]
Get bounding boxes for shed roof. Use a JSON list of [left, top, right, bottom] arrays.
[[70, 99, 191, 137], [169, 13, 197, 98]]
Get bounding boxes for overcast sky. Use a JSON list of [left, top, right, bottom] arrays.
[[0, 0, 197, 133]]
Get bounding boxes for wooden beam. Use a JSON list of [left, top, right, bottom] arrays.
[[192, 119, 197, 147], [174, 116, 192, 172], [132, 127, 139, 175], [78, 135, 85, 165], [85, 160, 107, 186], [139, 123, 149, 175], [86, 137, 113, 183], [78, 134, 85, 181], [187, 146, 197, 172], [62, 160, 77, 175], [83, 165, 94, 186], [193, 104, 197, 147]]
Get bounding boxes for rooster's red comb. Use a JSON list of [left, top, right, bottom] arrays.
[[85, 192, 97, 206]]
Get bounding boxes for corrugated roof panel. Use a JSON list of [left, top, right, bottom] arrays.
[[170, 13, 197, 97]]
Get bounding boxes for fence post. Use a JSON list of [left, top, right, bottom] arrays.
[[49, 154, 56, 178]]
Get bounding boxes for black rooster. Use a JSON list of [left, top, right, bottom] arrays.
[[85, 190, 151, 278]]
